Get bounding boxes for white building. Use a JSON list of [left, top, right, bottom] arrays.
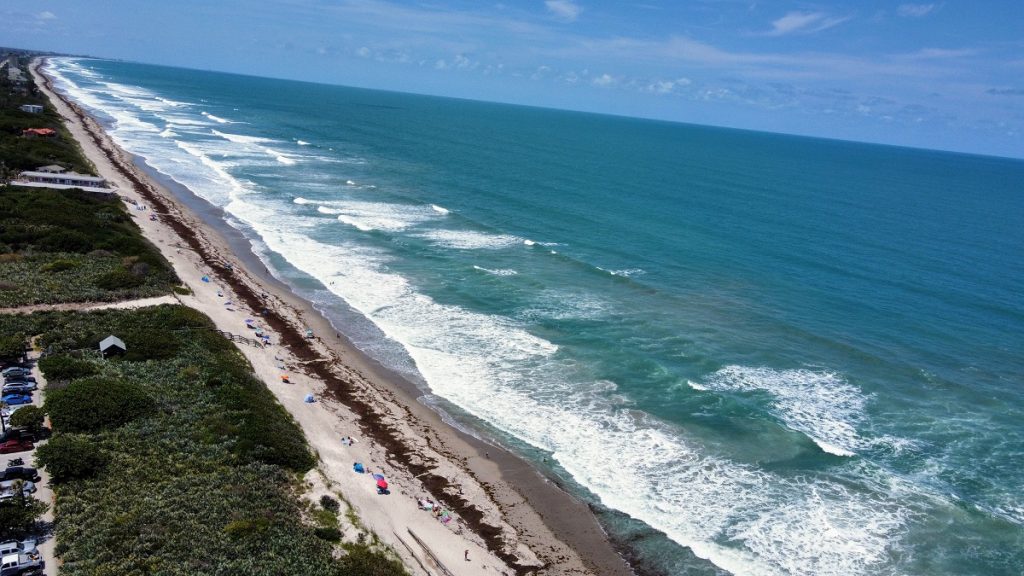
[[14, 170, 111, 193], [18, 104, 43, 114]]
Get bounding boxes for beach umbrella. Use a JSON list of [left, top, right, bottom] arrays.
[[376, 477, 389, 489], [304, 393, 315, 403]]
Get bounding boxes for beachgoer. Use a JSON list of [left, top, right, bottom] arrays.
[[465, 550, 469, 562]]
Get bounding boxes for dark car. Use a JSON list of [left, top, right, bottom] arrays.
[[1, 384, 34, 395], [0, 440, 33, 454], [0, 395, 31, 406], [2, 376, 35, 385], [0, 468, 38, 483], [0, 430, 35, 445]]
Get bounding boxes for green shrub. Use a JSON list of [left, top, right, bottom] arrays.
[[313, 527, 342, 542], [45, 377, 156, 433], [338, 544, 407, 575], [40, 258, 81, 273], [36, 434, 108, 482], [320, 495, 340, 513], [39, 230, 93, 253], [8, 405, 45, 433], [39, 353, 97, 381], [223, 518, 271, 539], [172, 285, 191, 295], [95, 267, 145, 290]]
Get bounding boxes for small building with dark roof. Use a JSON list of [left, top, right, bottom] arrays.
[[99, 335, 126, 358]]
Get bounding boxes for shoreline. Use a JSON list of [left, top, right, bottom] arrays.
[[32, 57, 635, 576]]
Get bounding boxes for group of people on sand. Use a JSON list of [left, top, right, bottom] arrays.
[[416, 495, 454, 525]]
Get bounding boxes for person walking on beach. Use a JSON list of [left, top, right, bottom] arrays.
[[464, 549, 469, 562]]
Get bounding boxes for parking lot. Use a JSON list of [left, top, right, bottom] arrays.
[[2, 349, 56, 575]]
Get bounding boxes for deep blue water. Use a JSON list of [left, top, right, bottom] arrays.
[[48, 57, 1024, 576]]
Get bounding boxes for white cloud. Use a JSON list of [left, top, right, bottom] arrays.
[[37, 11, 57, 20], [592, 73, 615, 86], [435, 59, 448, 70], [545, 0, 582, 22], [645, 77, 692, 94], [897, 4, 936, 18], [765, 11, 848, 36], [356, 46, 371, 58]]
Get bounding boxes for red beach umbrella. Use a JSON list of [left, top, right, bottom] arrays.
[[376, 478, 389, 489]]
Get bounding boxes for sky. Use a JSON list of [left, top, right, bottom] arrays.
[[3, 1, 1024, 158]]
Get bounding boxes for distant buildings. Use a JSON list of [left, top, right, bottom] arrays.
[[18, 104, 42, 114]]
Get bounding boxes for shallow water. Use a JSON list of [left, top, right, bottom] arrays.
[[48, 57, 1024, 575]]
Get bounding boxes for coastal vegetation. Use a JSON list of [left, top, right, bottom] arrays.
[[0, 187, 177, 306], [0, 54, 93, 174], [0, 305, 405, 575]]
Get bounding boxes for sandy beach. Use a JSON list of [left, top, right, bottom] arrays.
[[30, 58, 634, 576]]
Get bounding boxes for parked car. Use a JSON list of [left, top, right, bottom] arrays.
[[0, 368, 29, 379], [0, 384, 34, 395], [0, 468, 38, 483], [0, 540, 35, 558], [0, 395, 31, 406], [0, 480, 34, 495], [1, 376, 35, 385], [0, 440, 33, 454], [0, 540, 42, 576], [0, 430, 35, 445]]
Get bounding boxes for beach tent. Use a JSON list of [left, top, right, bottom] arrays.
[[353, 462, 365, 473], [375, 477, 389, 490], [304, 393, 315, 403]]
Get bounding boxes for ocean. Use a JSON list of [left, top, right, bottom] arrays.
[[46, 57, 1024, 576]]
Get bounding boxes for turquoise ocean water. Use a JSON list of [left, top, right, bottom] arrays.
[[47, 58, 1024, 576]]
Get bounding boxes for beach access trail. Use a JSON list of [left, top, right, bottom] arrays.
[[30, 59, 633, 576]]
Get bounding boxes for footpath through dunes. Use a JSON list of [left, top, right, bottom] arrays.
[[30, 57, 634, 576]]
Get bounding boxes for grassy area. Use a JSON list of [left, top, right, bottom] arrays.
[[0, 54, 93, 175], [0, 305, 406, 575], [0, 187, 178, 306]]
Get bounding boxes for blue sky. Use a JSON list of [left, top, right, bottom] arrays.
[[3, 1, 1024, 158]]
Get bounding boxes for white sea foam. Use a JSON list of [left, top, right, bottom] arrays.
[[420, 230, 522, 250], [296, 139, 311, 146], [156, 114, 212, 127], [703, 366, 870, 457], [293, 197, 315, 205], [610, 268, 644, 277], [158, 127, 178, 138], [322, 201, 440, 232], [49, 56, 914, 576], [523, 239, 537, 246], [265, 148, 297, 165], [473, 265, 518, 276], [212, 129, 275, 145], [201, 111, 232, 124], [431, 204, 450, 215]]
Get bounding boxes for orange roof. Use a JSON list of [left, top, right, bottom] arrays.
[[22, 128, 56, 136]]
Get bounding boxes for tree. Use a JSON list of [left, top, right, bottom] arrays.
[[35, 434, 107, 483], [0, 489, 47, 540], [0, 333, 26, 364], [44, 377, 155, 433], [9, 406, 45, 434]]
